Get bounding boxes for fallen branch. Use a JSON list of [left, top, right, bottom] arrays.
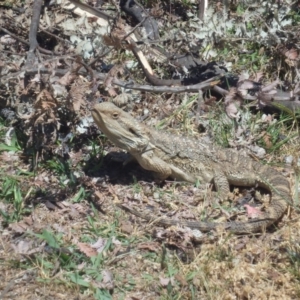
[[25, 0, 43, 70]]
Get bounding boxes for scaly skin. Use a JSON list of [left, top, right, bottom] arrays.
[[92, 102, 290, 233]]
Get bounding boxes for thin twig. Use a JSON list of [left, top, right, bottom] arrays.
[[122, 17, 147, 41], [25, 0, 43, 69]]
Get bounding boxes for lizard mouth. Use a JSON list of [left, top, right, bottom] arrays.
[[92, 108, 145, 152]]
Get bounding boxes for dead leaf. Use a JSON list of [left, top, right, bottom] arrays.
[[0, 34, 16, 44], [44, 200, 57, 210], [179, 210, 197, 219], [0, 151, 20, 163], [244, 204, 262, 219], [120, 221, 134, 234], [280, 46, 298, 60], [68, 77, 89, 111], [72, 204, 86, 214], [35, 89, 57, 110], [9, 216, 34, 233], [77, 262, 86, 270], [175, 273, 188, 286], [137, 242, 160, 252], [31, 74, 41, 83], [225, 102, 240, 119], [96, 270, 114, 290], [11, 240, 44, 256], [58, 71, 77, 86], [91, 238, 107, 253], [107, 87, 118, 97], [11, 240, 31, 254], [253, 71, 264, 82], [261, 79, 280, 92], [77, 242, 98, 257], [103, 64, 125, 96], [224, 88, 243, 119], [261, 131, 273, 149], [159, 276, 175, 287], [235, 242, 247, 251]]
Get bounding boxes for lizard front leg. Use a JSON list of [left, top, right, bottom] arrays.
[[135, 151, 173, 180], [135, 151, 196, 182]]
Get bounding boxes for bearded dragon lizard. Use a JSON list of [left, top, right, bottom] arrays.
[[92, 102, 291, 233]]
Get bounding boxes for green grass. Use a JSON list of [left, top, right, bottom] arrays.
[[34, 231, 107, 298], [1, 2, 300, 299], [0, 176, 31, 224], [1, 96, 299, 300], [45, 157, 76, 186]]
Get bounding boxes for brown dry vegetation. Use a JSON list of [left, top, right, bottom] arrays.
[[0, 0, 300, 299]]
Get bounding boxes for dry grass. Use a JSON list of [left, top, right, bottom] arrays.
[[1, 1, 300, 299], [1, 102, 299, 299]]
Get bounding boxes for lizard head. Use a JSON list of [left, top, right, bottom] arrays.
[[92, 102, 149, 153]]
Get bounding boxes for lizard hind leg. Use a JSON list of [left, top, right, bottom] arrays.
[[194, 172, 231, 204], [212, 173, 231, 202]]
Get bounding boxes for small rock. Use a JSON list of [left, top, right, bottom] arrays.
[[249, 145, 266, 158], [153, 192, 160, 199], [143, 108, 149, 116], [284, 155, 294, 165]]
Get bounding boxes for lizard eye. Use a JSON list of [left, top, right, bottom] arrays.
[[112, 112, 119, 119]]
